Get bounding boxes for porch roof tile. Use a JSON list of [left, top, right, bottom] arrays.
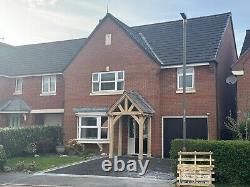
[[0, 97, 31, 112]]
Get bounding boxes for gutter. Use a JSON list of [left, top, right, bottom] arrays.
[[160, 62, 210, 69]]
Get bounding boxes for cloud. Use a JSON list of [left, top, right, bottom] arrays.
[[21, 0, 59, 8], [0, 0, 98, 45]]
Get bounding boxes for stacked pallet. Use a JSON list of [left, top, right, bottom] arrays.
[[177, 151, 215, 187]]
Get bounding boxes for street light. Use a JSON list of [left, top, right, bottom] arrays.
[[180, 12, 187, 151]]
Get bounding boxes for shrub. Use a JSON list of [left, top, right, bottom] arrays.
[[26, 161, 37, 171], [15, 160, 37, 172], [15, 161, 25, 171], [24, 143, 37, 155], [36, 138, 54, 153], [0, 125, 63, 157], [0, 145, 6, 170], [65, 139, 83, 155], [170, 139, 250, 184]]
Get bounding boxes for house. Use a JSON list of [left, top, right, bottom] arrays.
[[232, 30, 250, 120], [0, 12, 237, 158]]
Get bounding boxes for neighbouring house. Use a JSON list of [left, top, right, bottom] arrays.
[[232, 30, 250, 120], [0, 12, 237, 158]]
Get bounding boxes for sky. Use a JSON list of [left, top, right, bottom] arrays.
[[0, 0, 249, 54]]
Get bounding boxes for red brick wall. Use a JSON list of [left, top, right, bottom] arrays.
[[64, 17, 161, 155], [215, 20, 238, 138], [160, 65, 217, 139], [0, 77, 12, 101], [0, 77, 13, 127], [0, 75, 64, 126], [236, 52, 250, 120], [10, 75, 64, 109], [0, 114, 8, 127], [0, 75, 64, 110]]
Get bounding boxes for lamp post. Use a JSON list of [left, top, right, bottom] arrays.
[[180, 13, 187, 151]]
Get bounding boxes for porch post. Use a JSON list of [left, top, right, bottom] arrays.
[[118, 117, 122, 156], [109, 116, 114, 158], [147, 117, 152, 158], [138, 116, 144, 160]]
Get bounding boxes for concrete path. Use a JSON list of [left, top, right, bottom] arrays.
[[0, 172, 175, 187]]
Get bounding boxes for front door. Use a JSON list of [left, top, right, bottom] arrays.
[[127, 117, 136, 155], [9, 114, 21, 128], [127, 117, 148, 155]]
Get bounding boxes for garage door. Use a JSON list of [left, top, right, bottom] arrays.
[[163, 117, 208, 158]]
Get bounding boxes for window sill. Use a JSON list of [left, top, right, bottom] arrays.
[[13, 92, 22, 95], [76, 139, 109, 144], [176, 89, 196, 94], [90, 91, 124, 96], [40, 93, 56, 96]]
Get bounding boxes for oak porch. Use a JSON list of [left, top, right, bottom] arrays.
[[108, 91, 154, 160]]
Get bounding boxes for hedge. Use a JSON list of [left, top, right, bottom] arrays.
[[0, 145, 6, 170], [170, 139, 250, 184], [0, 125, 63, 157]]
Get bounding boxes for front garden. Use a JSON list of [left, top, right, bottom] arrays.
[[0, 125, 94, 172], [6, 154, 86, 171]]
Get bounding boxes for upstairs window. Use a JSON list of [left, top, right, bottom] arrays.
[[105, 34, 112, 45], [14, 78, 22, 94], [92, 71, 124, 93], [42, 75, 56, 95], [177, 67, 194, 91]]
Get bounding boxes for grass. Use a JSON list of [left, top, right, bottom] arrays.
[[6, 154, 88, 171]]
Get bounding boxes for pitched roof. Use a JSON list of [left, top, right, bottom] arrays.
[[0, 98, 31, 112], [131, 12, 231, 66], [0, 38, 86, 76], [240, 30, 250, 55], [0, 12, 231, 76], [126, 91, 155, 114], [107, 14, 162, 65]]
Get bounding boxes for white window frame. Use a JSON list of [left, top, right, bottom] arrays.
[[177, 67, 195, 92], [41, 75, 56, 95], [77, 115, 109, 142], [14, 78, 22, 95], [92, 71, 124, 94]]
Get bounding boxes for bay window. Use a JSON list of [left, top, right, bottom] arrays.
[[78, 116, 108, 141], [92, 71, 124, 93]]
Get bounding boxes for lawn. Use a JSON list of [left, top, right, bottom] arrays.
[[6, 154, 88, 171]]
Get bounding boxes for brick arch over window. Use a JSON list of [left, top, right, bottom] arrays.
[[107, 91, 154, 160]]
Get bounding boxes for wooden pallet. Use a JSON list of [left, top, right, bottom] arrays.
[[177, 151, 215, 187]]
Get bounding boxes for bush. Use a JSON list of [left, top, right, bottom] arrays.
[[0, 125, 63, 157], [24, 143, 37, 155], [170, 139, 250, 184], [36, 138, 54, 154], [15, 160, 37, 172], [0, 145, 7, 170], [65, 139, 83, 155]]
